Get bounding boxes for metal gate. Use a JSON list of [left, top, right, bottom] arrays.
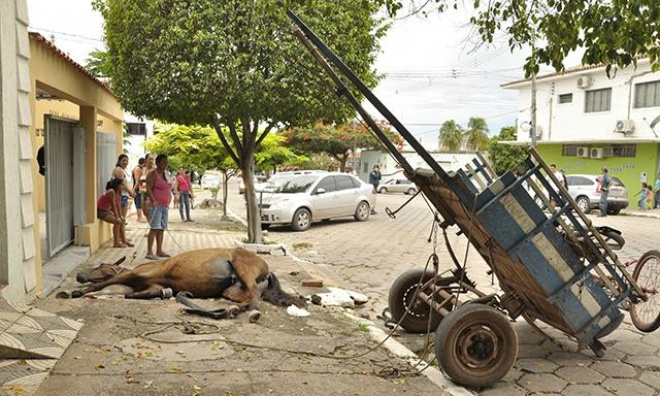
[[45, 116, 75, 257]]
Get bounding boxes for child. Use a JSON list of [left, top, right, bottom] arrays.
[[646, 184, 655, 210], [97, 178, 133, 247], [637, 182, 649, 210]]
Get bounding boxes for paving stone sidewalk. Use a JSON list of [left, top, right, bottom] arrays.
[[2, 202, 443, 396]]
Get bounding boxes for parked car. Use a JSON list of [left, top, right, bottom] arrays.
[[238, 174, 268, 194], [201, 173, 221, 190], [565, 174, 629, 215], [258, 172, 376, 231], [254, 170, 327, 193], [378, 178, 417, 195]]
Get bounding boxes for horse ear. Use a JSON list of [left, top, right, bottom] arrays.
[[114, 256, 127, 266]]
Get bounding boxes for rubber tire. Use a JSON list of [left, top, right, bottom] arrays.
[[576, 196, 591, 214], [291, 208, 312, 231], [261, 223, 271, 231], [631, 250, 660, 332], [406, 188, 416, 195], [354, 201, 370, 222], [378, 187, 388, 194], [608, 208, 622, 215], [388, 269, 453, 333], [435, 304, 518, 388], [599, 229, 625, 250]]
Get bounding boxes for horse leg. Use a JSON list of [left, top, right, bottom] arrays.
[[222, 284, 256, 311], [125, 284, 164, 299], [72, 269, 141, 298]]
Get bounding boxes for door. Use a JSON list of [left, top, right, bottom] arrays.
[[310, 176, 338, 219], [334, 175, 359, 215], [45, 116, 75, 258]]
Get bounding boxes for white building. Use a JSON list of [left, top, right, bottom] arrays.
[[359, 149, 479, 182], [123, 112, 155, 167], [503, 59, 660, 199]]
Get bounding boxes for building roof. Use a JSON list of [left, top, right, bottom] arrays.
[[501, 56, 649, 89], [29, 32, 117, 98], [502, 137, 660, 146]]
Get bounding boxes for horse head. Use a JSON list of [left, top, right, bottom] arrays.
[[76, 256, 127, 283]]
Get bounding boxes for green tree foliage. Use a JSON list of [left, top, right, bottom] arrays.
[[85, 49, 110, 79], [373, 0, 660, 76], [488, 126, 529, 175], [463, 117, 489, 151], [93, 0, 386, 243], [281, 121, 401, 172], [255, 134, 307, 174], [438, 120, 463, 151]]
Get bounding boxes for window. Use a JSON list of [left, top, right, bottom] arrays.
[[314, 176, 336, 194], [584, 88, 612, 113], [635, 81, 660, 108], [350, 177, 361, 189], [566, 176, 594, 186], [611, 144, 636, 158], [562, 145, 579, 156], [558, 93, 573, 104], [127, 122, 146, 135], [335, 175, 356, 191]]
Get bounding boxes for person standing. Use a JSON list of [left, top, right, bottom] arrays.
[[113, 154, 135, 222], [637, 182, 649, 210], [368, 165, 381, 215], [132, 158, 146, 222], [654, 173, 660, 209], [139, 153, 155, 220], [145, 154, 172, 260], [176, 168, 194, 222], [597, 166, 611, 217]]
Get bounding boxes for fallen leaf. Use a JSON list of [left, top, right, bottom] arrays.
[[167, 366, 183, 373], [94, 363, 105, 370], [193, 385, 201, 390]]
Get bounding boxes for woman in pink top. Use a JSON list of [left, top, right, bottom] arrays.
[[176, 167, 194, 222], [97, 178, 133, 248], [145, 154, 172, 260]]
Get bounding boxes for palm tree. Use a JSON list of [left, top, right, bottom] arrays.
[[438, 120, 464, 152], [464, 117, 489, 151]]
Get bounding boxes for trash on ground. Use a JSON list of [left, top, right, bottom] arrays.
[[311, 287, 369, 308], [287, 305, 311, 317], [301, 279, 323, 288]]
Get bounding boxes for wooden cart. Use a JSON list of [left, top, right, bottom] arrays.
[[287, 9, 660, 388]]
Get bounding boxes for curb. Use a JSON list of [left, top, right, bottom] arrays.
[[344, 312, 475, 396], [620, 211, 660, 219]]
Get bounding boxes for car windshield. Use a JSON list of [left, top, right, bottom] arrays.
[[268, 175, 318, 193]]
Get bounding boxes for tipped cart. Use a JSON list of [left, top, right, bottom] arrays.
[[287, 9, 660, 388]]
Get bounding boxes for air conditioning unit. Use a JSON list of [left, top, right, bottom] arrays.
[[577, 146, 590, 158], [615, 119, 635, 134], [577, 76, 594, 89], [590, 147, 610, 159]]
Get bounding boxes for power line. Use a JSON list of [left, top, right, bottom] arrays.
[[29, 26, 104, 43]]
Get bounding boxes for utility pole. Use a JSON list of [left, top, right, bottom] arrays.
[[530, 28, 537, 149]]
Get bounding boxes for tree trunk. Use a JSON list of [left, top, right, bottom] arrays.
[[241, 148, 263, 244], [221, 169, 229, 218], [339, 154, 348, 173]]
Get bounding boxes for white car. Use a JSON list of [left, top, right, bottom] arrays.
[[259, 172, 377, 231], [378, 178, 417, 194], [201, 174, 221, 189], [255, 170, 327, 193], [239, 174, 267, 194]]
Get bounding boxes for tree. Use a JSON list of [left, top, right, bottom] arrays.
[[488, 126, 529, 175], [373, 0, 660, 76], [255, 134, 307, 175], [94, 0, 387, 243], [438, 120, 463, 151], [85, 49, 110, 79], [463, 117, 489, 151], [281, 121, 401, 172]]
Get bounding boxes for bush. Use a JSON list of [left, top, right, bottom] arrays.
[[210, 187, 219, 200]]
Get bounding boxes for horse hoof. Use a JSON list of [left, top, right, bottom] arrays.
[[56, 291, 71, 299], [228, 305, 240, 318], [71, 290, 84, 298], [76, 273, 89, 283], [248, 310, 261, 323]]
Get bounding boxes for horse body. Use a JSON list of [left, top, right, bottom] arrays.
[[73, 248, 300, 308]]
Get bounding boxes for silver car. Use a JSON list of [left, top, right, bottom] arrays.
[[566, 174, 629, 215], [259, 173, 377, 231], [378, 178, 417, 194]]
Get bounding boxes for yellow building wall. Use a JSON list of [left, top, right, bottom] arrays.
[[29, 37, 124, 294]]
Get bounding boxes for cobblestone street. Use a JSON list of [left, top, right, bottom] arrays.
[[228, 184, 660, 396]]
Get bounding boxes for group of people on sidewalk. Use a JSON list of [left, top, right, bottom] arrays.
[[96, 153, 196, 260]]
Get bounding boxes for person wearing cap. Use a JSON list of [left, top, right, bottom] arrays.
[[597, 166, 611, 217], [368, 165, 381, 215]]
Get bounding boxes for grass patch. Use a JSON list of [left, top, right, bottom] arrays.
[[357, 323, 370, 332], [215, 222, 247, 232], [292, 242, 313, 251], [240, 237, 280, 245]]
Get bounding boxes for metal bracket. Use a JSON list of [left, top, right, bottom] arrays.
[[385, 189, 422, 219]]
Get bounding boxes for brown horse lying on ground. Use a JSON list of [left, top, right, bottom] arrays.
[[71, 248, 303, 309]]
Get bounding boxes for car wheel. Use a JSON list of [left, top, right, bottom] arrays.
[[608, 208, 622, 215], [354, 201, 370, 222], [406, 188, 416, 195], [261, 223, 271, 231], [576, 196, 591, 214], [291, 208, 311, 231], [378, 187, 388, 194]]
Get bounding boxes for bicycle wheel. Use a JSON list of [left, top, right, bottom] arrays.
[[631, 250, 660, 333]]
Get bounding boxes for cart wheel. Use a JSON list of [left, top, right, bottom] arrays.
[[388, 268, 453, 333], [435, 304, 518, 388], [631, 250, 660, 333]]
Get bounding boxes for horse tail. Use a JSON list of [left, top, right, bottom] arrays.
[[262, 272, 306, 308]]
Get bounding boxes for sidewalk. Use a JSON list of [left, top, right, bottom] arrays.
[[8, 201, 443, 396], [622, 207, 660, 219]]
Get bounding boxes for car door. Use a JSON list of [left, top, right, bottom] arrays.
[[310, 176, 338, 219], [334, 175, 360, 215]]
